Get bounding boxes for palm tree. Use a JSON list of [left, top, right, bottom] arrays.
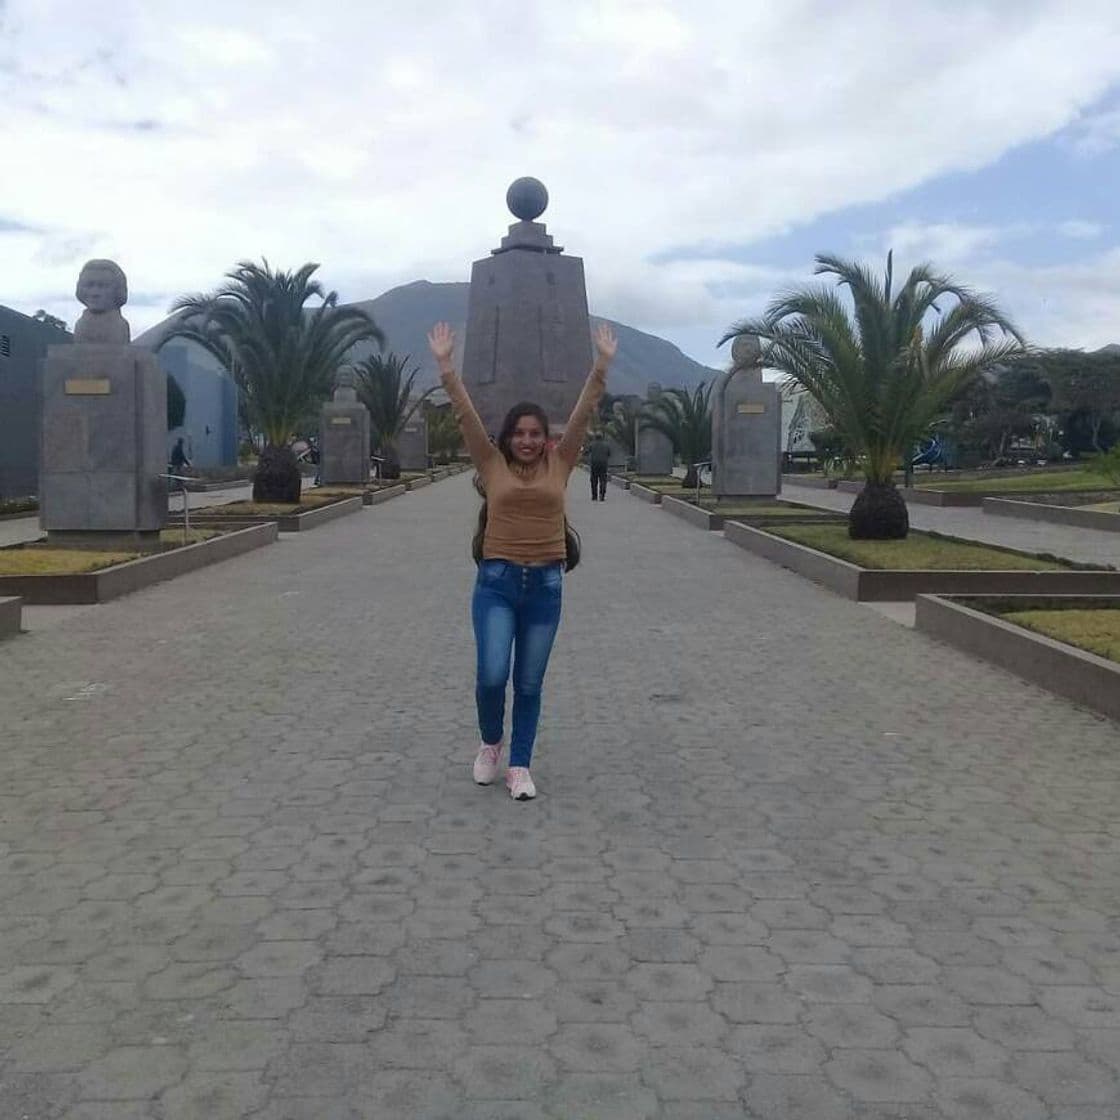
[[165, 260, 383, 502], [721, 253, 1025, 539], [424, 400, 462, 465], [641, 384, 714, 488], [603, 398, 642, 465], [353, 352, 435, 479]]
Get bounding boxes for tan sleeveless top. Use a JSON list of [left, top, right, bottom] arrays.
[[440, 365, 608, 565]]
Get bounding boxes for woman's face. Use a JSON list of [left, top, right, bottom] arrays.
[[510, 414, 547, 463]]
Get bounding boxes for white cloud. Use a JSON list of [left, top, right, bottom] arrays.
[[882, 222, 1015, 265], [2, 0, 1120, 370], [1057, 219, 1105, 240]]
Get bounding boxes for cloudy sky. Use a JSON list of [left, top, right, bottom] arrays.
[[3, 0, 1120, 370]]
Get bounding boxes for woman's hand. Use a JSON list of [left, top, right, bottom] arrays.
[[593, 323, 618, 368], [428, 322, 456, 367]]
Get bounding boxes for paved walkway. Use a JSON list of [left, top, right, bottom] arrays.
[[781, 482, 1120, 569], [1, 473, 1119, 1119]]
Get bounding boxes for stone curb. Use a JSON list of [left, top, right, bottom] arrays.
[[0, 595, 21, 639], [722, 520, 1120, 602], [984, 497, 1120, 532], [661, 494, 723, 530], [366, 485, 408, 506], [629, 482, 663, 504], [187, 496, 364, 532], [0, 522, 278, 604], [915, 593, 1120, 722], [660, 494, 848, 533]]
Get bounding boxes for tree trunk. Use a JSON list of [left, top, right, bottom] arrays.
[[252, 444, 301, 503], [1090, 413, 1104, 454], [849, 482, 909, 540], [682, 466, 699, 488], [380, 444, 402, 481]]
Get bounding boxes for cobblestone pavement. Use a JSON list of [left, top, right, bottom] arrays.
[[2, 472, 1119, 1119], [781, 482, 1120, 569]]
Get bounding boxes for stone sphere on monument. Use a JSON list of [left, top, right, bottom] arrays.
[[506, 177, 549, 221]]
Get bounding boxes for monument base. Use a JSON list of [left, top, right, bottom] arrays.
[[40, 344, 168, 534], [320, 399, 371, 486]]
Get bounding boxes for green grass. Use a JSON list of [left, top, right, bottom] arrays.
[[917, 468, 1115, 494], [712, 504, 837, 518], [0, 497, 38, 516], [205, 491, 358, 516], [0, 529, 220, 575], [0, 549, 140, 575], [767, 524, 1067, 571], [1003, 609, 1120, 663]]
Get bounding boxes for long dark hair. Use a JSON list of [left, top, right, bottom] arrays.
[[472, 402, 581, 572]]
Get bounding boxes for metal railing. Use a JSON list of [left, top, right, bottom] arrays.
[[691, 460, 712, 504], [160, 472, 196, 539]]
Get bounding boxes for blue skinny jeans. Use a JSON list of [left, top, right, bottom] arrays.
[[471, 559, 564, 768]]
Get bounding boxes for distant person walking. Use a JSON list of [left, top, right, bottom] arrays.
[[587, 432, 611, 501], [428, 320, 617, 800], [170, 437, 191, 473]]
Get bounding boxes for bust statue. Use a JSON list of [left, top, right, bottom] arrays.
[[333, 366, 358, 402], [731, 333, 763, 373], [73, 259, 131, 344]]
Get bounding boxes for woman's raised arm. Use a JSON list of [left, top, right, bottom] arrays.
[[557, 323, 618, 468], [427, 322, 498, 470]]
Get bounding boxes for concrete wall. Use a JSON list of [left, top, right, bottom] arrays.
[[0, 305, 71, 498], [156, 343, 238, 468]]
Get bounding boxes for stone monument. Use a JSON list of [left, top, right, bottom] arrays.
[[396, 412, 429, 471], [461, 177, 593, 436], [636, 383, 675, 475], [40, 260, 167, 546], [319, 369, 370, 485], [73, 260, 131, 344], [711, 333, 781, 498]]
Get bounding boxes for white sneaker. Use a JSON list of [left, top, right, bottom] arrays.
[[473, 742, 503, 785], [505, 766, 536, 801]]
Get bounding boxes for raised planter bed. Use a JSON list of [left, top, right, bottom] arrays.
[[180, 478, 251, 492], [916, 595, 1120, 722], [307, 485, 407, 507], [0, 596, 22, 639], [983, 498, 1120, 533], [608, 474, 631, 490], [0, 523, 277, 605], [406, 475, 433, 491], [660, 494, 846, 532], [366, 484, 407, 506], [722, 522, 1120, 602], [629, 482, 663, 504], [185, 495, 364, 532], [830, 481, 984, 507]]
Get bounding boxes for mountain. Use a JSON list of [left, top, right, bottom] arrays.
[[137, 279, 721, 397]]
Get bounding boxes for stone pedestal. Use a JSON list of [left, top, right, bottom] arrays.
[[712, 335, 781, 498], [320, 390, 370, 485], [462, 179, 593, 435], [636, 425, 675, 476], [397, 415, 429, 471], [40, 344, 168, 544]]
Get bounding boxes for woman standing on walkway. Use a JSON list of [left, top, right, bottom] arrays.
[[427, 321, 617, 800]]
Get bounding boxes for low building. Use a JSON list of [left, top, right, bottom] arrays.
[[156, 342, 238, 469], [0, 305, 72, 499]]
